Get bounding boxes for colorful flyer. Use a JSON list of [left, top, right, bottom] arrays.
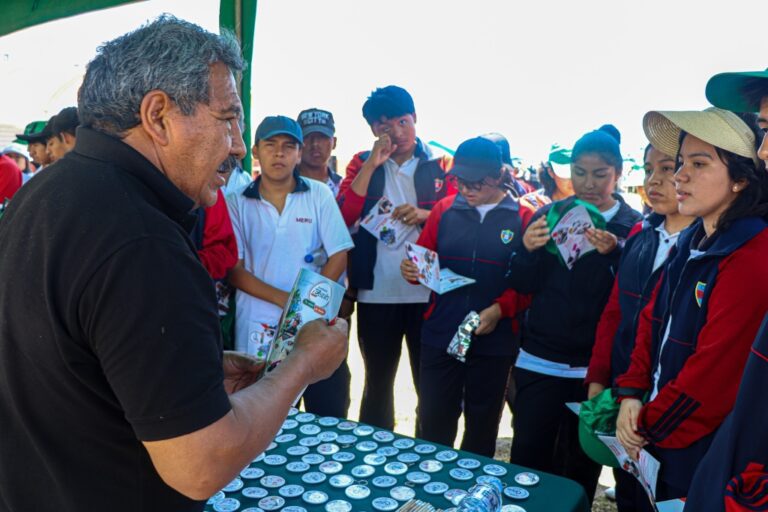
[[550, 204, 597, 269], [405, 242, 475, 294], [598, 435, 660, 506], [263, 268, 345, 374], [360, 196, 415, 249]]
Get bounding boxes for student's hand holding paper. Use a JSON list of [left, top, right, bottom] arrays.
[[585, 227, 618, 255], [400, 258, 421, 284], [617, 398, 648, 460], [475, 303, 502, 335], [523, 217, 550, 252], [392, 203, 429, 226]]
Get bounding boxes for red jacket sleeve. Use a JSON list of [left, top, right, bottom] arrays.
[[336, 152, 368, 227], [197, 189, 238, 280], [415, 195, 453, 251], [637, 234, 768, 449], [0, 156, 22, 202]]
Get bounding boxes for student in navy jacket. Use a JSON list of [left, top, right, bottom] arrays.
[[616, 108, 768, 501], [400, 137, 534, 457], [508, 125, 642, 503], [585, 144, 695, 512]]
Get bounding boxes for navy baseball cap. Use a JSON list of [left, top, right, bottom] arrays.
[[448, 137, 503, 182], [297, 108, 335, 138], [255, 115, 303, 144], [480, 132, 513, 165], [50, 107, 79, 136]]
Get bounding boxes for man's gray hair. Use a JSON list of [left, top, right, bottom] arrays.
[[78, 15, 245, 137]]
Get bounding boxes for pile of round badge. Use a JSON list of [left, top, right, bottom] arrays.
[[204, 408, 542, 512]]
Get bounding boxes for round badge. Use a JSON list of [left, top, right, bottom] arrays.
[[319, 461, 343, 474], [372, 497, 400, 511], [336, 435, 358, 445], [456, 458, 481, 469], [325, 499, 353, 512], [283, 507, 308, 512], [241, 467, 266, 480], [514, 472, 540, 486], [214, 497, 242, 512], [424, 482, 449, 495], [317, 443, 340, 455], [207, 491, 225, 505], [318, 416, 340, 427], [483, 464, 507, 477], [299, 437, 321, 447], [345, 484, 371, 500], [242, 508, 265, 512], [406, 471, 431, 484], [295, 412, 316, 423], [302, 454, 325, 465], [258, 496, 285, 511], [501, 506, 527, 512], [287, 407, 299, 416], [332, 452, 355, 463], [275, 433, 297, 443], [504, 486, 530, 500], [372, 475, 398, 488], [287, 446, 310, 456], [260, 475, 286, 489], [414, 444, 436, 455], [223, 478, 244, 492], [449, 468, 474, 481], [384, 462, 408, 475], [337, 421, 358, 431], [390, 486, 416, 502], [302, 490, 329, 505], [363, 454, 387, 466], [329, 474, 355, 488], [350, 464, 375, 478], [419, 460, 443, 473], [392, 439, 415, 449], [263, 455, 287, 467], [444, 489, 468, 505], [286, 461, 310, 473], [283, 419, 299, 430], [377, 446, 399, 457], [300, 424, 321, 436], [317, 431, 339, 443], [279, 484, 305, 498], [242, 487, 269, 499], [373, 431, 395, 443], [301, 471, 326, 485], [435, 450, 459, 462], [397, 453, 420, 464], [353, 425, 375, 436], [355, 440, 378, 452]]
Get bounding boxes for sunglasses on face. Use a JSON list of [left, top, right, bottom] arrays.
[[457, 178, 486, 191]]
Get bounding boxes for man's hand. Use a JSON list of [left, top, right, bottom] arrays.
[[400, 258, 420, 283], [365, 134, 397, 169], [475, 303, 502, 336], [585, 228, 618, 255], [616, 398, 648, 461], [523, 217, 550, 252], [392, 204, 430, 226], [587, 382, 606, 400], [222, 351, 265, 394], [289, 318, 349, 384]]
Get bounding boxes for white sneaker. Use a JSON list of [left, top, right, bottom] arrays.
[[604, 487, 616, 501]]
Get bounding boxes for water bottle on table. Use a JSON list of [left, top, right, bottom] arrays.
[[457, 477, 503, 512]]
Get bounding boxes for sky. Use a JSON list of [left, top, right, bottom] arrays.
[[1, 0, 766, 172]]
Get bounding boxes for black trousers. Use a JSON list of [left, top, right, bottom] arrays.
[[613, 467, 657, 512], [509, 368, 602, 504], [419, 344, 512, 457], [301, 359, 351, 418], [356, 302, 424, 432]]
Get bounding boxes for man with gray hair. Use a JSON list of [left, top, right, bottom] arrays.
[[0, 15, 347, 512]]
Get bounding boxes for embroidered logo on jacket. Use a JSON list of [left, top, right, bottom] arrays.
[[695, 281, 706, 307], [500, 229, 514, 245], [434, 179, 444, 193]]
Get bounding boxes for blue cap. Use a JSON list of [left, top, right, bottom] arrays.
[[448, 137, 503, 182], [255, 115, 303, 145]]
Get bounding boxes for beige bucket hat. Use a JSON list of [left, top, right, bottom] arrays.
[[643, 107, 760, 167]]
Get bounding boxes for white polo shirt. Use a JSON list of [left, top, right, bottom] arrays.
[[227, 174, 354, 355]]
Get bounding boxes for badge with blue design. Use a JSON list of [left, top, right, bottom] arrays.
[[500, 229, 514, 245], [695, 281, 706, 307]]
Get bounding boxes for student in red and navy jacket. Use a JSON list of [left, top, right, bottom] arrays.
[[586, 144, 695, 512], [684, 314, 768, 511], [616, 108, 768, 501], [400, 137, 534, 457]]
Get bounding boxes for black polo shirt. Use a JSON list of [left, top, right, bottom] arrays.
[[0, 128, 231, 511]]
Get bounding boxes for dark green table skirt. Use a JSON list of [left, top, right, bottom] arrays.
[[204, 411, 589, 512]]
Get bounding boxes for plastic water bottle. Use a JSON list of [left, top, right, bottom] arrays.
[[304, 248, 328, 268], [456, 477, 503, 512]]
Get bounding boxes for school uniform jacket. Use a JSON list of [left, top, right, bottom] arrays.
[[415, 193, 534, 356], [336, 139, 455, 290], [616, 216, 768, 492]]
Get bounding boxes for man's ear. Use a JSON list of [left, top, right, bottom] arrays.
[[332, 137, 337, 150], [412, 112, 417, 124], [138, 90, 174, 146]]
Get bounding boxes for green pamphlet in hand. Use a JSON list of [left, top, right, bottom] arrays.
[[545, 199, 607, 269]]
